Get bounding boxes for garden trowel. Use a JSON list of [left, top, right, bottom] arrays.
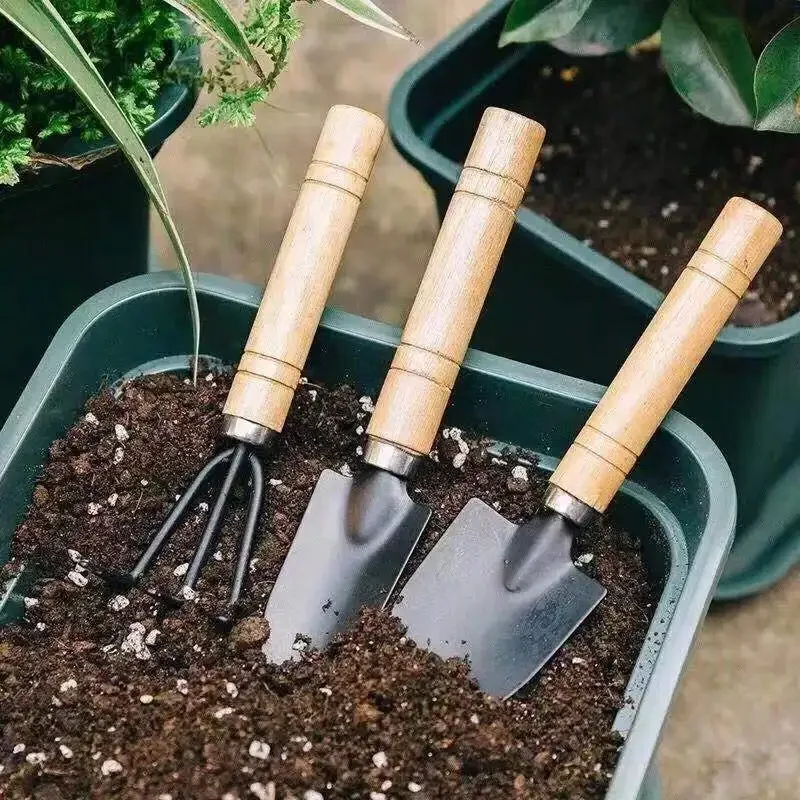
[[263, 107, 546, 663], [394, 197, 783, 698]]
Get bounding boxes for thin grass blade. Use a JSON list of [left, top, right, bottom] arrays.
[[322, 0, 418, 42], [163, 0, 267, 82]]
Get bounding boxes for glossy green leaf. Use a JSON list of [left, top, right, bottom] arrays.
[[500, 0, 591, 46], [552, 0, 668, 55], [661, 0, 756, 127], [322, 0, 418, 42], [0, 0, 200, 379], [163, 0, 266, 82], [754, 17, 800, 133]]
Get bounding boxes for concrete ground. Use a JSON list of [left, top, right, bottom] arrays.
[[152, 3, 800, 797]]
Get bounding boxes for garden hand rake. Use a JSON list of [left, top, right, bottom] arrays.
[[108, 105, 385, 625]]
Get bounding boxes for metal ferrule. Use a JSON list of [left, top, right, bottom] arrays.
[[222, 415, 278, 448], [363, 437, 421, 479], [543, 484, 597, 527]]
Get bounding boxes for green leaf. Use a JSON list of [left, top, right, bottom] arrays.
[[162, 0, 267, 82], [754, 17, 800, 133], [552, 0, 668, 55], [322, 0, 418, 42], [661, 0, 756, 127], [0, 0, 200, 379], [500, 0, 592, 47]]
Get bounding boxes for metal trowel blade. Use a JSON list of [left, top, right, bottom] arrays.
[[393, 498, 606, 698], [263, 467, 431, 663]]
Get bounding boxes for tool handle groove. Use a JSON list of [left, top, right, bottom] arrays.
[[367, 108, 545, 457], [224, 105, 385, 432], [550, 197, 782, 512]]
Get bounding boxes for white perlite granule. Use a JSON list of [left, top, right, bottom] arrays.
[[248, 740, 271, 760], [121, 622, 151, 661], [59, 678, 77, 693], [67, 570, 88, 587], [108, 595, 130, 612], [511, 465, 528, 483], [59, 744, 74, 759], [249, 782, 276, 800], [114, 424, 129, 443], [101, 758, 123, 776], [371, 751, 388, 769]]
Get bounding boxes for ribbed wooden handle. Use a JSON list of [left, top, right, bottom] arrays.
[[224, 105, 385, 432], [367, 108, 545, 457], [550, 197, 783, 512]]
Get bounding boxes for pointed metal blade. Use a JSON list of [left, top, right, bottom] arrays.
[[263, 467, 431, 663], [394, 498, 606, 698]]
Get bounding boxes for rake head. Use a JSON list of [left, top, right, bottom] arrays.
[[106, 442, 265, 628]]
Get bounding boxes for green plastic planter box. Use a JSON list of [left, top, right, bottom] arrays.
[[0, 39, 199, 427], [388, 0, 800, 600], [1, 272, 736, 799]]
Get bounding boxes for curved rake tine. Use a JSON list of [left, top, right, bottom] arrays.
[[108, 447, 237, 588], [216, 451, 265, 629], [178, 443, 248, 600]]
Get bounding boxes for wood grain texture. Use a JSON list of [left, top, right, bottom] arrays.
[[224, 105, 385, 432], [550, 197, 782, 512], [367, 108, 546, 456]]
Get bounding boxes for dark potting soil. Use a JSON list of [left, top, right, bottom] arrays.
[[517, 48, 800, 326], [1, 372, 657, 799]]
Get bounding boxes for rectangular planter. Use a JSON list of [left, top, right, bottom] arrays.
[[388, 0, 800, 600], [0, 272, 735, 799]]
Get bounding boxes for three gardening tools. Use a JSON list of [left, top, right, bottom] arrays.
[[394, 196, 782, 696], [109, 105, 385, 625], [262, 107, 546, 662]]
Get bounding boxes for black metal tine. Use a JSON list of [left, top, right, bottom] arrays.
[[111, 447, 236, 587], [179, 442, 248, 599], [216, 451, 265, 627]]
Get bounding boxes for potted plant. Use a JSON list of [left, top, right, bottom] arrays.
[[389, 0, 800, 600], [0, 271, 736, 799], [0, 0, 415, 422]]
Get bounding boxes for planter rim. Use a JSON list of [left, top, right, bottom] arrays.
[[0, 20, 200, 200], [1, 271, 737, 799], [388, 0, 800, 357]]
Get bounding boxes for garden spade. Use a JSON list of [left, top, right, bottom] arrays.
[[263, 108, 546, 663], [395, 197, 783, 697], [108, 105, 385, 624]]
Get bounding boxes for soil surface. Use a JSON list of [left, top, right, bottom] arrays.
[[517, 49, 799, 326], [1, 372, 657, 799]]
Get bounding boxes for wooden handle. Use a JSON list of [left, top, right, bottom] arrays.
[[550, 197, 782, 512], [223, 105, 385, 432], [367, 108, 546, 457]]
